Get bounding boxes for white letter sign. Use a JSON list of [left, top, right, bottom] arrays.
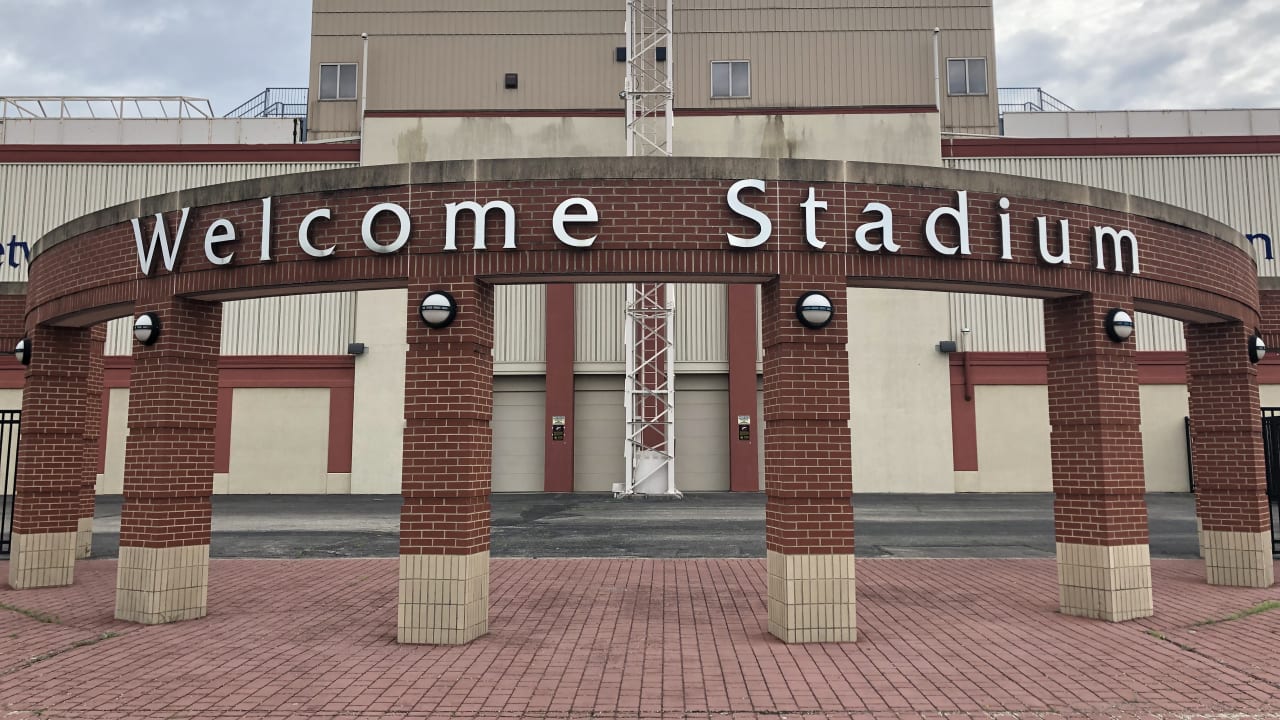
[[131, 208, 191, 275], [361, 203, 411, 254], [298, 208, 334, 258], [203, 219, 237, 266], [925, 191, 971, 257], [552, 198, 598, 248], [726, 179, 772, 248]]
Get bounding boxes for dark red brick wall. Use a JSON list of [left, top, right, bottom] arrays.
[[27, 179, 1258, 330], [81, 325, 106, 523], [762, 272, 853, 555], [13, 325, 90, 535], [401, 271, 494, 556], [1186, 322, 1271, 534], [1045, 295, 1148, 546], [119, 297, 221, 549]]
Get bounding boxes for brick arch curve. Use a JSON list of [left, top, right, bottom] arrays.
[[10, 158, 1273, 645]]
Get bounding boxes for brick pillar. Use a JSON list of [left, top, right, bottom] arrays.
[[399, 277, 494, 645], [543, 284, 575, 492], [115, 298, 221, 624], [761, 277, 854, 643], [7, 325, 91, 589], [1045, 294, 1152, 622], [1186, 322, 1274, 588], [77, 324, 106, 559]]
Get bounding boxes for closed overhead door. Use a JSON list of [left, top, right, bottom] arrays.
[[492, 376, 546, 492], [574, 374, 730, 493]]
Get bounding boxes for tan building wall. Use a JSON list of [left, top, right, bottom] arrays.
[[960, 385, 1052, 493], [847, 288, 955, 493], [1140, 385, 1191, 493], [362, 113, 944, 167], [309, 0, 998, 138], [219, 388, 342, 494]]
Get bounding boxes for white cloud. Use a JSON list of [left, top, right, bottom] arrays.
[[995, 0, 1280, 110]]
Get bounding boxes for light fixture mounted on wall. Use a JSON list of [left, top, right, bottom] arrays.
[[1250, 331, 1268, 364], [419, 291, 458, 329], [13, 337, 30, 366], [1104, 308, 1135, 343], [133, 312, 161, 346], [795, 292, 834, 330]]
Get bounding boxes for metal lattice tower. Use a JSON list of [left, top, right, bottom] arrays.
[[623, 0, 673, 157], [620, 0, 680, 497]]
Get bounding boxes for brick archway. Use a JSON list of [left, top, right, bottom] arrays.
[[8, 158, 1272, 644]]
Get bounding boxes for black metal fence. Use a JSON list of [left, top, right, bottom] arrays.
[[0, 410, 20, 555], [1261, 408, 1280, 554]]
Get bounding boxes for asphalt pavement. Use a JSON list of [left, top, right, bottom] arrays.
[[83, 492, 1202, 559]]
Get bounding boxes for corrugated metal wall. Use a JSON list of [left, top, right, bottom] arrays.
[[0, 162, 359, 356], [943, 154, 1279, 352], [494, 285, 547, 370], [573, 283, 728, 370], [310, 0, 998, 135]]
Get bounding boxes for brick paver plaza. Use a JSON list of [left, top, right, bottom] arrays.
[[2, 556, 1279, 719]]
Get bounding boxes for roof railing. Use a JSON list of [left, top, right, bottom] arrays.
[[0, 96, 215, 120]]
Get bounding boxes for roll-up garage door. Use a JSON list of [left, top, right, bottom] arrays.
[[574, 374, 729, 492], [492, 376, 546, 492]]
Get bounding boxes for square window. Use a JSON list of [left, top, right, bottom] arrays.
[[946, 58, 988, 96], [711, 60, 749, 98], [319, 63, 358, 101]]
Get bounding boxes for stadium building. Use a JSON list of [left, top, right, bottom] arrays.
[[2, 0, 1276, 644]]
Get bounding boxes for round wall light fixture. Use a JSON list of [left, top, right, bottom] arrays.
[[419, 291, 458, 329], [795, 292, 834, 330], [1250, 331, 1268, 364], [13, 337, 30, 366], [133, 313, 161, 346], [1104, 309, 1135, 343]]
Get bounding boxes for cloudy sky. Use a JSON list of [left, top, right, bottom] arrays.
[[0, 0, 1276, 115]]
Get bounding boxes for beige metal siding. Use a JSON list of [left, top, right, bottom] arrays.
[[574, 283, 729, 371], [494, 285, 547, 371], [0, 162, 355, 284], [946, 155, 1280, 276], [947, 293, 1044, 352], [674, 284, 727, 369], [309, 0, 998, 134], [221, 294, 357, 356]]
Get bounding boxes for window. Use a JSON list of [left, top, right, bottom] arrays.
[[319, 63, 358, 101], [947, 58, 988, 96], [711, 61, 750, 98]]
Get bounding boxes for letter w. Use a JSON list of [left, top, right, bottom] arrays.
[[131, 208, 191, 276]]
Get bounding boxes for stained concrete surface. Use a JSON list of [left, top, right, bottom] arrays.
[[83, 492, 1202, 560]]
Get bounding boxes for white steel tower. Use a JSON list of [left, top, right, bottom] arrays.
[[619, 0, 680, 497]]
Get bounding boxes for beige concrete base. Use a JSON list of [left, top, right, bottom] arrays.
[[766, 550, 857, 643], [1057, 542, 1153, 622], [7, 531, 77, 589], [115, 545, 210, 625], [76, 516, 93, 559], [1203, 530, 1275, 588], [398, 551, 489, 645], [1196, 517, 1204, 558]]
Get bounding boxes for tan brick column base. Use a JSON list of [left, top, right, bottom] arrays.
[[7, 532, 77, 589], [1203, 530, 1274, 588], [1056, 543, 1153, 622], [76, 517, 93, 560], [398, 551, 489, 645], [115, 545, 210, 624], [766, 551, 856, 643]]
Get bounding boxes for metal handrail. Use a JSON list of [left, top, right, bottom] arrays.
[[0, 96, 214, 120]]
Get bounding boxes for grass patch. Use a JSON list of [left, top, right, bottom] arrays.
[[0, 602, 60, 625], [1194, 600, 1280, 627]]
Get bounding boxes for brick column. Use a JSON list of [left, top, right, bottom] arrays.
[[1044, 294, 1152, 622], [115, 298, 221, 624], [728, 284, 761, 492], [399, 277, 494, 645], [77, 324, 106, 559], [761, 277, 854, 643], [1186, 322, 1274, 588], [543, 284, 575, 492], [7, 325, 91, 589]]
